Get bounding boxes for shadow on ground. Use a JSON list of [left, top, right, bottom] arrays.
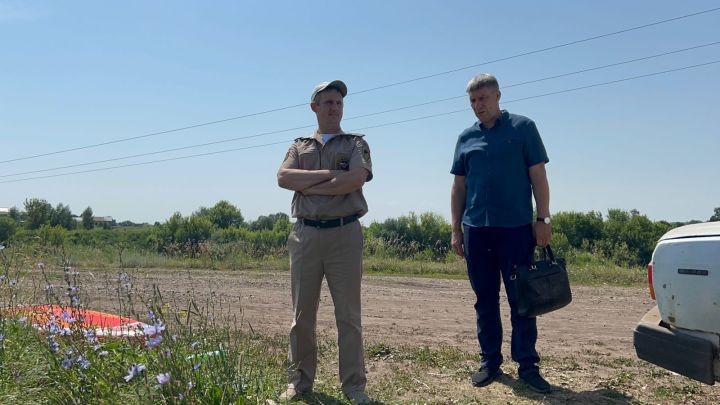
[[293, 391, 387, 405], [496, 375, 632, 404]]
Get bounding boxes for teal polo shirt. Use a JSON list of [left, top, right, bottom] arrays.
[[451, 110, 549, 228]]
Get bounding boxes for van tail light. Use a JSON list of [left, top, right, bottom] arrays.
[[647, 262, 656, 300]]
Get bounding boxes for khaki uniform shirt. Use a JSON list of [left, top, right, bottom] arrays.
[[280, 132, 373, 220]]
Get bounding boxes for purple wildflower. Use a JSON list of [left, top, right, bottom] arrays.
[[118, 272, 132, 289], [47, 336, 59, 353], [98, 351, 108, 357], [77, 356, 90, 369], [61, 311, 76, 323], [62, 358, 73, 368], [84, 329, 98, 344], [48, 322, 61, 335], [156, 372, 171, 385], [143, 322, 165, 337], [145, 335, 163, 348], [124, 364, 146, 383]]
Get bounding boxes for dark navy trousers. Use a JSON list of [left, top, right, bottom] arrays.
[[464, 224, 540, 376]]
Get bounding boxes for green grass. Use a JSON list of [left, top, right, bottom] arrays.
[[0, 319, 287, 404], [0, 246, 290, 404], [40, 244, 647, 287], [4, 231, 652, 288]]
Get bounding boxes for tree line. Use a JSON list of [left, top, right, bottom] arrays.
[[1, 198, 718, 267]]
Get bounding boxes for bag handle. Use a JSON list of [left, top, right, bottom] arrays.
[[531, 244, 556, 264], [544, 245, 556, 262], [514, 245, 557, 279]]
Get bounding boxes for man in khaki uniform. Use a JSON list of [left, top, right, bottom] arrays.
[[277, 80, 373, 404]]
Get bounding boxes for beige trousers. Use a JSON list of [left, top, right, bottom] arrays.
[[287, 220, 366, 394]]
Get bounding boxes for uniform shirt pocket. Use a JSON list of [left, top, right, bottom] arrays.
[[297, 144, 320, 170]]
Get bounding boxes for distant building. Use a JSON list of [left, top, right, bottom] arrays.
[[93, 216, 114, 226], [0, 208, 10, 216]]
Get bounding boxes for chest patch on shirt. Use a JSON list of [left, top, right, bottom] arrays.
[[335, 153, 350, 171]]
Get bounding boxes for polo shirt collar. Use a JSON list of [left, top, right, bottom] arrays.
[[477, 110, 509, 130]]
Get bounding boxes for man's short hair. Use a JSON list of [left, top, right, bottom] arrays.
[[466, 74, 500, 93]]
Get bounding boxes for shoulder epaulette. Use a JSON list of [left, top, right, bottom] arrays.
[[339, 132, 365, 138]]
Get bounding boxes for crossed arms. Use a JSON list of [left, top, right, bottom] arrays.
[[277, 167, 369, 196]]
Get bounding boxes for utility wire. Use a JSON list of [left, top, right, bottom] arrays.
[[2, 59, 718, 185], [0, 124, 315, 178], [2, 41, 718, 179], [0, 141, 292, 184], [0, 103, 305, 165], [1, 7, 718, 165], [352, 8, 720, 94]]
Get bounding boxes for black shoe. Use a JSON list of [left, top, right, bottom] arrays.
[[520, 372, 552, 393], [471, 366, 502, 387]]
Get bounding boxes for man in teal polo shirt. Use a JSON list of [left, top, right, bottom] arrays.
[[450, 73, 553, 393]]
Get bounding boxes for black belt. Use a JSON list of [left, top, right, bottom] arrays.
[[300, 214, 358, 229]]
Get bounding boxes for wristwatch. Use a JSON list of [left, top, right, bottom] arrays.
[[536, 216, 551, 224]]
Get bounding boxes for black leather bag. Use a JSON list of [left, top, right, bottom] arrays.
[[512, 245, 572, 317]]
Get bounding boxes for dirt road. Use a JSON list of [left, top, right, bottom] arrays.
[[82, 268, 654, 358]]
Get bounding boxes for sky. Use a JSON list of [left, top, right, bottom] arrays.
[[1, 0, 718, 225]]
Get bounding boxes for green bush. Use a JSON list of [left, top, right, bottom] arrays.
[[0, 217, 16, 243]]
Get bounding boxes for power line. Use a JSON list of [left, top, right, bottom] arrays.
[[353, 60, 720, 131], [2, 59, 718, 185], [352, 8, 720, 95], [499, 60, 720, 105], [0, 141, 292, 184], [2, 41, 717, 179], [502, 41, 720, 89], [2, 7, 718, 165], [0, 124, 315, 178], [0, 103, 306, 165]]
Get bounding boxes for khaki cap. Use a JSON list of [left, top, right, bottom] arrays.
[[310, 80, 347, 102]]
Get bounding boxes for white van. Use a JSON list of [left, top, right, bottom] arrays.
[[634, 221, 720, 384]]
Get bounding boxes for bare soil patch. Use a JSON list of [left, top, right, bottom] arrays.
[[80, 268, 651, 356]]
